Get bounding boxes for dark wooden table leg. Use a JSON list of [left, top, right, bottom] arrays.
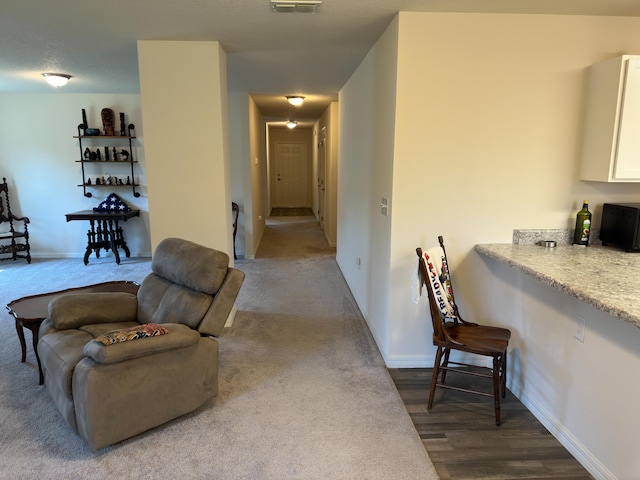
[[15, 319, 44, 384], [24, 323, 44, 385], [116, 221, 131, 258], [84, 219, 95, 265], [15, 319, 27, 363], [108, 220, 121, 264]]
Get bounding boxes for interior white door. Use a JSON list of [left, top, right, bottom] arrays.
[[274, 142, 308, 207]]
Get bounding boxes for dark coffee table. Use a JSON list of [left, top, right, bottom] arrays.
[[6, 280, 140, 385]]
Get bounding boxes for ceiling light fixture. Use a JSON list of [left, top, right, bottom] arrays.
[[287, 96, 305, 106], [42, 73, 72, 88], [286, 120, 298, 129], [271, 0, 321, 13]]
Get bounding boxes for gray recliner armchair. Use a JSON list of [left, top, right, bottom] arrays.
[[37, 237, 245, 450]]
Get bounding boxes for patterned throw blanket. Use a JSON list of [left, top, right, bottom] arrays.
[[94, 323, 169, 346]]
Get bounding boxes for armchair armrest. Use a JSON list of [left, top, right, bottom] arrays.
[[82, 323, 201, 364], [10, 213, 30, 224], [48, 292, 137, 330]]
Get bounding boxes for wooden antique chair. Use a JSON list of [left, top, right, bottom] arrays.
[[0, 177, 31, 263], [416, 236, 510, 425]]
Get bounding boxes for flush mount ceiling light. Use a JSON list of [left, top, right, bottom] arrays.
[[271, 0, 321, 13], [42, 73, 72, 87], [286, 120, 298, 129], [287, 96, 305, 106]]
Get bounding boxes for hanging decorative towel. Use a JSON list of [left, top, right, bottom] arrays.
[[93, 192, 131, 212], [422, 246, 458, 320]]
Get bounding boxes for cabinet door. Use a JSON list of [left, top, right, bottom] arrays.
[[613, 57, 640, 180]]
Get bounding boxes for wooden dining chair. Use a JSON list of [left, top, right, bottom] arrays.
[[416, 236, 511, 425]]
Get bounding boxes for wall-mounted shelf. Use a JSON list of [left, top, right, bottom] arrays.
[[73, 123, 140, 197]]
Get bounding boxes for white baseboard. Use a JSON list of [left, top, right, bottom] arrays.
[[509, 380, 616, 480], [384, 354, 432, 368], [224, 304, 238, 328]]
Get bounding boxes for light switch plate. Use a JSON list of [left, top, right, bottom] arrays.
[[381, 197, 389, 216]]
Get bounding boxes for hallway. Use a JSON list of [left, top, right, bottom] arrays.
[[230, 214, 438, 478]]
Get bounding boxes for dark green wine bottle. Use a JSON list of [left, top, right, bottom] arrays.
[[573, 200, 592, 246]]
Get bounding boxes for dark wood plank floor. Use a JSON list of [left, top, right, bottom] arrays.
[[389, 368, 594, 479]]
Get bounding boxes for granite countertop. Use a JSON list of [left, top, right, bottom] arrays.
[[475, 243, 640, 329]]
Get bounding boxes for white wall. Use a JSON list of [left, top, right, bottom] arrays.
[[228, 92, 250, 259], [338, 12, 640, 366], [137, 40, 233, 258], [389, 12, 640, 363], [314, 102, 339, 247], [0, 94, 150, 258], [337, 16, 399, 359], [247, 95, 267, 257]]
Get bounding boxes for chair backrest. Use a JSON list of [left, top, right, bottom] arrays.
[[232, 202, 239, 236], [416, 236, 460, 342], [137, 237, 244, 337], [0, 177, 14, 228]]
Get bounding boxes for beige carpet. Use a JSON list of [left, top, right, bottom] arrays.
[[0, 219, 438, 479]]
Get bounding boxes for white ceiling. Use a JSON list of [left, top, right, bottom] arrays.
[[3, 0, 640, 127]]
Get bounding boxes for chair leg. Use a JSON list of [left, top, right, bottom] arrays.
[[493, 355, 501, 426], [501, 350, 507, 398], [428, 347, 444, 409], [440, 348, 451, 384]]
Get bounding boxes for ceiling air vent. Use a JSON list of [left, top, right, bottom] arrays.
[[270, 0, 322, 13]]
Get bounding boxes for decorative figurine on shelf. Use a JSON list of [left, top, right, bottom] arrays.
[[128, 123, 135, 137], [96, 177, 101, 185], [101, 176, 106, 185], [105, 174, 112, 185], [96, 149, 101, 161], [118, 178, 124, 185], [126, 176, 131, 185], [119, 113, 126, 136], [90, 151, 97, 161], [87, 178, 92, 185], [101, 108, 115, 136], [79, 109, 88, 135], [104, 146, 110, 161], [120, 149, 129, 161], [112, 147, 118, 161], [84, 147, 91, 159]]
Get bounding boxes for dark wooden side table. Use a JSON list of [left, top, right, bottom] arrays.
[[6, 280, 140, 385], [65, 210, 140, 265]]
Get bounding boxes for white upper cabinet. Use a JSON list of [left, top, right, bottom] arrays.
[[580, 55, 640, 182]]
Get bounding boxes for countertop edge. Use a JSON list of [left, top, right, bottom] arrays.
[[475, 244, 640, 329]]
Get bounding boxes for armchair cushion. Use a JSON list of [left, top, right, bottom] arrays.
[[137, 274, 214, 328], [48, 292, 138, 330], [83, 324, 200, 364], [93, 323, 169, 346], [151, 237, 229, 294]]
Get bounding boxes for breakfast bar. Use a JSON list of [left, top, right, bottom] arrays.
[[474, 243, 640, 329], [474, 240, 640, 479]]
